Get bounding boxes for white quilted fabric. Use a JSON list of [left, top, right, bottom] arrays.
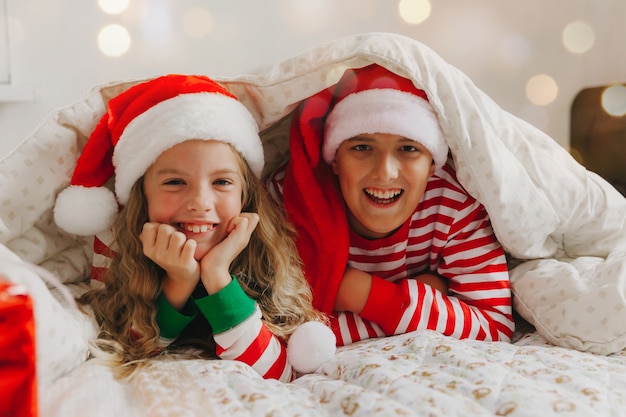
[[39, 330, 626, 417]]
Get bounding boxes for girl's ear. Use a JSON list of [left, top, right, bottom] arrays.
[[331, 160, 339, 175]]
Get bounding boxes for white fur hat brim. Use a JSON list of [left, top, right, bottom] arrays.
[[114, 92, 263, 205], [323, 88, 448, 169]]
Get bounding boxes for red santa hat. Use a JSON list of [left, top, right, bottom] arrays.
[[54, 74, 264, 236], [323, 82, 447, 169], [283, 64, 448, 315]]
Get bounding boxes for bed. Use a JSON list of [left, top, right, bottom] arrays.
[[2, 32, 626, 417]]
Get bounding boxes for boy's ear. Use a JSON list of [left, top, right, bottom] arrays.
[[331, 160, 339, 175], [429, 160, 437, 176]]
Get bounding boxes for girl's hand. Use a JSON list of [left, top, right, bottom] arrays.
[[199, 212, 259, 294], [140, 222, 200, 309]]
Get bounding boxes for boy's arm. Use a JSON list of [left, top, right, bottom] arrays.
[[195, 278, 294, 382], [334, 269, 448, 312], [336, 207, 513, 345]]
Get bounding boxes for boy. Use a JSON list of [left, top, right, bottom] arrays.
[[267, 64, 514, 346]]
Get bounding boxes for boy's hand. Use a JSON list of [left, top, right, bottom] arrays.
[[334, 267, 372, 313], [140, 222, 200, 309], [413, 273, 449, 294], [199, 212, 259, 294]]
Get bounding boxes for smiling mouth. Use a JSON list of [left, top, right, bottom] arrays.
[[364, 188, 403, 204], [179, 223, 216, 233]]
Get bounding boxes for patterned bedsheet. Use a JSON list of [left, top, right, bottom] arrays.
[[40, 323, 626, 417]]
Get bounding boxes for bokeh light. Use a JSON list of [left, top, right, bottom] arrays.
[[562, 20, 595, 54], [526, 74, 558, 106], [182, 7, 214, 39], [601, 85, 626, 117], [98, 24, 131, 57], [98, 0, 130, 15], [398, 0, 431, 25]]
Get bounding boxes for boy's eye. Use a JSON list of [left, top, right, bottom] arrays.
[[400, 145, 419, 152], [351, 144, 370, 151]]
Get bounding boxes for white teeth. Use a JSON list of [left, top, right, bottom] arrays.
[[366, 188, 401, 199], [184, 224, 210, 233]]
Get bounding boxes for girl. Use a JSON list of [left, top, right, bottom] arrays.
[[54, 74, 333, 382]]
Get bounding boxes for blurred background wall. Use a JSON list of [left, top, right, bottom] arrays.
[[0, 0, 624, 160]]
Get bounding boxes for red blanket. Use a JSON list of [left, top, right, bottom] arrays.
[[0, 279, 37, 417]]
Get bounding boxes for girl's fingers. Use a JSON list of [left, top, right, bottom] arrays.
[[139, 222, 158, 245], [155, 225, 186, 253], [141, 222, 190, 262], [229, 213, 259, 236], [181, 238, 197, 260], [140, 223, 200, 284]]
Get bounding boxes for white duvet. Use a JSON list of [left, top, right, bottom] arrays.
[[2, 32, 626, 416]]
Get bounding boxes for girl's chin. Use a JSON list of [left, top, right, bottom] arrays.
[[188, 235, 224, 261], [193, 244, 212, 261]]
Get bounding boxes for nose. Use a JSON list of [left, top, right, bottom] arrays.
[[186, 184, 213, 211], [373, 153, 399, 181]]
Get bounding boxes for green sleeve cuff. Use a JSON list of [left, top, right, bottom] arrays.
[[155, 292, 197, 340], [194, 277, 256, 334]]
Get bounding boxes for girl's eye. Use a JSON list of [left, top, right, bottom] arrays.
[[400, 145, 419, 152], [163, 179, 185, 186], [213, 179, 233, 186]]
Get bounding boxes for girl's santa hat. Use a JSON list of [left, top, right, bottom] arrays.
[[54, 74, 264, 237], [283, 64, 448, 315]]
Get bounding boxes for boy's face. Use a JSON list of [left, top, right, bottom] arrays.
[[332, 133, 436, 239]]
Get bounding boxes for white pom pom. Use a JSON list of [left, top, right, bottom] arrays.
[[54, 185, 119, 236], [287, 321, 336, 374]]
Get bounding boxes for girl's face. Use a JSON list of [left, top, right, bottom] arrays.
[[143, 140, 244, 260], [332, 133, 436, 239]]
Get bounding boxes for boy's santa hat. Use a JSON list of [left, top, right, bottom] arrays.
[[54, 74, 264, 237], [283, 64, 448, 314], [322, 67, 447, 169]]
